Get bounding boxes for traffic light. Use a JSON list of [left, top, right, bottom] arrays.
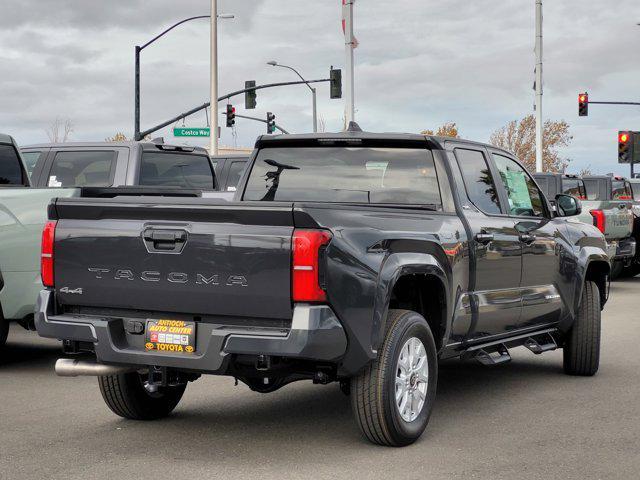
[[619, 131, 633, 163], [266, 112, 276, 134], [330, 67, 342, 99], [245, 80, 257, 109], [226, 104, 236, 128], [578, 93, 588, 116]]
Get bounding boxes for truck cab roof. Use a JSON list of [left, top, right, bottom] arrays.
[[254, 131, 513, 156]]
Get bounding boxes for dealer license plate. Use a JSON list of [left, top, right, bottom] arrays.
[[145, 319, 196, 354]]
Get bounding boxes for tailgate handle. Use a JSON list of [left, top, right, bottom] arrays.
[[143, 229, 187, 253]]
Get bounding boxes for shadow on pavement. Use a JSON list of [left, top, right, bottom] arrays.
[[0, 324, 60, 368], [82, 354, 569, 455]]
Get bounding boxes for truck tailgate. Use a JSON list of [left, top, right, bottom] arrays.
[[581, 201, 633, 240], [51, 198, 295, 320]]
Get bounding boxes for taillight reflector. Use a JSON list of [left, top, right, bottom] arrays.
[[41, 221, 56, 287], [590, 209, 606, 234], [292, 229, 332, 302]]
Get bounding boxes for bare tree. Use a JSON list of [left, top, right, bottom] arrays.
[[421, 122, 460, 138], [578, 165, 593, 176], [46, 117, 74, 143], [489, 115, 572, 173], [318, 115, 327, 133]]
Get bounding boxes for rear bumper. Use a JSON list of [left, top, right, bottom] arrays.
[[35, 290, 347, 373], [614, 237, 636, 261]]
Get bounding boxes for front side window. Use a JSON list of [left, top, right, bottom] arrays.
[[562, 178, 586, 199], [139, 152, 215, 189], [612, 180, 632, 200], [48, 151, 115, 187], [455, 148, 501, 215], [492, 154, 545, 217], [0, 144, 26, 185], [243, 147, 442, 207]]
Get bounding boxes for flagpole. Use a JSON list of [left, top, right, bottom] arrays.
[[535, 0, 543, 172], [343, 0, 355, 126]]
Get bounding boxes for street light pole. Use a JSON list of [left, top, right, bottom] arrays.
[[267, 61, 318, 133], [210, 0, 218, 155], [134, 15, 210, 140], [535, 0, 544, 172]]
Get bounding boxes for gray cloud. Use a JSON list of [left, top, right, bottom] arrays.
[[0, 0, 638, 175]]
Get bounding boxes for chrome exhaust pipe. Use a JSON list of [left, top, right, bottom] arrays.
[[55, 358, 137, 377]]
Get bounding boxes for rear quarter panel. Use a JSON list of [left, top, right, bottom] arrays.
[[295, 204, 469, 375]]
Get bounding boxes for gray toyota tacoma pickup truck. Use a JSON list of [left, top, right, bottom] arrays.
[[36, 130, 609, 446]]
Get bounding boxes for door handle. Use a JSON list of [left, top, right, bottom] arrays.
[[519, 233, 536, 244], [475, 233, 494, 244]]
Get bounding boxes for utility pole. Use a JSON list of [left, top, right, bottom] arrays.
[[210, 0, 219, 155], [535, 0, 543, 172], [343, 0, 356, 125]]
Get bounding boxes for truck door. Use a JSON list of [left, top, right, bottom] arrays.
[[452, 147, 523, 341], [490, 152, 562, 328]]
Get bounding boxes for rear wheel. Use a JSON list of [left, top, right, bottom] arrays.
[[563, 281, 601, 376], [0, 304, 8, 353], [351, 309, 438, 447], [98, 372, 186, 420]]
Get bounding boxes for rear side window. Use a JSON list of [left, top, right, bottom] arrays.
[[48, 151, 115, 187], [630, 182, 640, 201], [139, 152, 215, 189], [0, 144, 26, 185], [455, 148, 501, 215], [243, 147, 442, 207], [612, 180, 632, 200], [226, 160, 247, 191], [562, 178, 586, 199], [20, 151, 43, 179]]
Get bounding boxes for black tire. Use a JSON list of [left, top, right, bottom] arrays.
[[610, 261, 624, 280], [563, 281, 601, 376], [0, 304, 8, 352], [98, 372, 186, 420], [351, 309, 438, 447]]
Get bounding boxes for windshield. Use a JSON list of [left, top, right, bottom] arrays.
[[242, 147, 442, 207], [139, 152, 215, 189], [562, 178, 586, 199]]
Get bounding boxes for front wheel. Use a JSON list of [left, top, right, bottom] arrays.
[[98, 372, 186, 420], [563, 281, 601, 376], [351, 309, 438, 447]]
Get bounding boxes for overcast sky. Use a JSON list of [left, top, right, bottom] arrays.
[[1, 0, 639, 174]]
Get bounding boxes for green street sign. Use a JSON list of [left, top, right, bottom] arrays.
[[173, 127, 210, 137]]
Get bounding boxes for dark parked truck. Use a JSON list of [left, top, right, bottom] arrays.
[[36, 131, 610, 446]]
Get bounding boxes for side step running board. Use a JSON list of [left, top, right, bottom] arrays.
[[523, 333, 558, 354], [465, 344, 512, 366]]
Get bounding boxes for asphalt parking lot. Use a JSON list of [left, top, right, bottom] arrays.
[[2, 278, 639, 480]]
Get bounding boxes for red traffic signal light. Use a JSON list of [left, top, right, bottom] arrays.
[[619, 132, 629, 144], [226, 104, 236, 128], [578, 93, 588, 116]]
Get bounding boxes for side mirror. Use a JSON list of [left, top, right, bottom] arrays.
[[555, 194, 582, 217]]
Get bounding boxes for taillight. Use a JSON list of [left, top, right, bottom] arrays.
[[41, 221, 56, 288], [292, 229, 332, 302], [590, 209, 605, 234]]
